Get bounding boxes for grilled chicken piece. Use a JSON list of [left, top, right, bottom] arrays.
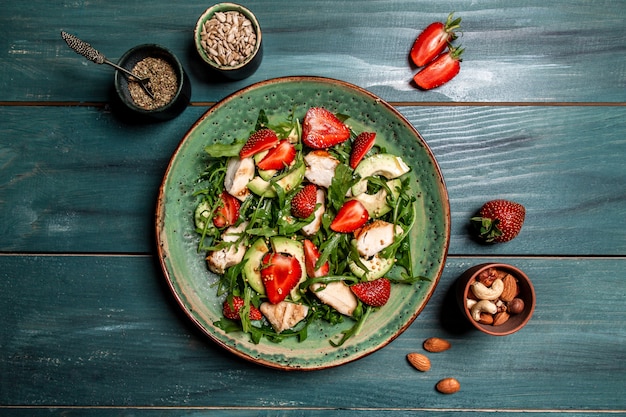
[[310, 281, 357, 317], [224, 156, 255, 201], [301, 188, 326, 236], [206, 222, 248, 274], [304, 150, 339, 189], [354, 220, 403, 258], [260, 301, 309, 333]]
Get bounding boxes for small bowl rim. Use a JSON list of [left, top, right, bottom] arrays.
[[457, 262, 536, 336], [194, 2, 262, 71], [114, 43, 187, 115]]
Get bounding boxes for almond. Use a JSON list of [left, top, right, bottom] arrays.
[[436, 377, 460, 394], [493, 311, 510, 326], [423, 337, 451, 353], [407, 353, 431, 372], [478, 312, 494, 325], [500, 273, 518, 302]]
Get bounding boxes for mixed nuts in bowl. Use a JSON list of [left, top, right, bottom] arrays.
[[456, 263, 535, 336]]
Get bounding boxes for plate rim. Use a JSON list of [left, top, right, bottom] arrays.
[[155, 75, 451, 371]]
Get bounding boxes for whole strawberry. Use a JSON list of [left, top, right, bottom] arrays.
[[291, 184, 318, 218], [471, 199, 525, 243], [223, 296, 263, 321]]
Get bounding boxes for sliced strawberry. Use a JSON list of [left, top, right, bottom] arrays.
[[410, 12, 462, 67], [413, 46, 463, 90], [291, 184, 318, 219], [303, 239, 329, 278], [223, 296, 263, 321], [351, 278, 391, 307], [257, 140, 296, 171], [239, 128, 280, 159], [349, 132, 376, 169], [261, 252, 303, 304], [330, 199, 369, 233], [302, 107, 351, 149], [213, 191, 241, 228]]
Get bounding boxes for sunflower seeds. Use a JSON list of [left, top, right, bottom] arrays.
[[200, 11, 257, 67]]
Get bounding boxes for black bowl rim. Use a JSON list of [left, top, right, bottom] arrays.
[[114, 44, 187, 115]]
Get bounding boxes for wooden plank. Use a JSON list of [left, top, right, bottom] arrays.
[[1, 255, 625, 410], [1, 0, 625, 103], [1, 105, 625, 255], [0, 409, 619, 417], [0, 106, 206, 253]]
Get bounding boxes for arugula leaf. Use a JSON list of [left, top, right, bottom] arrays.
[[204, 141, 245, 158], [330, 305, 372, 347], [255, 109, 270, 130], [327, 163, 356, 211]]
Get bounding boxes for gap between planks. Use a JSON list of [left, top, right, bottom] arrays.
[[0, 101, 625, 107], [1, 252, 625, 260], [1, 405, 625, 414]]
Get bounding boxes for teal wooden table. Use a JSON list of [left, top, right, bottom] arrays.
[[1, 0, 625, 415]]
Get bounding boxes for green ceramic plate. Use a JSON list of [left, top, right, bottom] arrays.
[[156, 76, 450, 370]]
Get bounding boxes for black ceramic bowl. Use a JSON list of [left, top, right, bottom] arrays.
[[114, 44, 191, 121], [194, 3, 263, 80]]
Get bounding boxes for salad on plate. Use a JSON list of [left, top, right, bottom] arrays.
[[192, 106, 425, 346]]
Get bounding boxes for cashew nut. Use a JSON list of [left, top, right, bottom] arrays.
[[470, 300, 498, 321], [466, 299, 477, 310], [470, 278, 504, 301]]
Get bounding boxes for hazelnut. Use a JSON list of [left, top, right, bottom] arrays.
[[508, 298, 525, 314]]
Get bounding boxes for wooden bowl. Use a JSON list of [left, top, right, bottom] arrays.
[[456, 263, 535, 336]]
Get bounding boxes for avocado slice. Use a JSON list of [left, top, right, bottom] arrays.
[[348, 254, 395, 281], [353, 178, 401, 218], [247, 162, 305, 198], [253, 151, 278, 181], [270, 236, 307, 301], [351, 154, 410, 196], [242, 237, 270, 295], [194, 200, 212, 230]]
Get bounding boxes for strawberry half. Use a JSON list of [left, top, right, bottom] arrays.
[[471, 199, 526, 243], [303, 239, 329, 278], [257, 140, 296, 171], [351, 278, 391, 307], [291, 184, 318, 219], [302, 107, 351, 149], [330, 199, 369, 233], [412, 46, 463, 90], [261, 252, 303, 304], [410, 12, 462, 67], [239, 128, 280, 159], [349, 132, 376, 169], [223, 296, 263, 321], [213, 191, 241, 228]]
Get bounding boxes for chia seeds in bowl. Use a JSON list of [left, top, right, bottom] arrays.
[[128, 56, 178, 111], [114, 44, 191, 122]]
